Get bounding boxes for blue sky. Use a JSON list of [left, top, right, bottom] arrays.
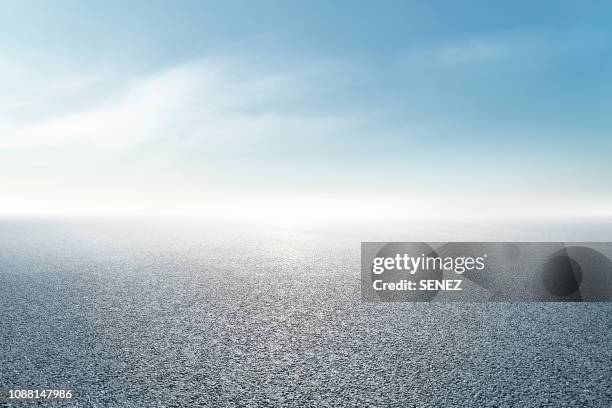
[[1, 1, 611, 221]]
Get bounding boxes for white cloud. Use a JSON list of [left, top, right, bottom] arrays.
[[0, 56, 368, 215], [0, 58, 353, 155], [400, 29, 592, 68]]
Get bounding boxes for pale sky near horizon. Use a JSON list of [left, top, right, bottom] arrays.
[[1, 1, 612, 222]]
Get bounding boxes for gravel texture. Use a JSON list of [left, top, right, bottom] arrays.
[[1, 218, 611, 407]]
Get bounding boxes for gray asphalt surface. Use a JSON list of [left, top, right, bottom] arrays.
[[1, 218, 611, 407]]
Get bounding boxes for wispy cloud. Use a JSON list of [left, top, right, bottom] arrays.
[[400, 28, 605, 69], [0, 56, 372, 215], [0, 58, 355, 155]]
